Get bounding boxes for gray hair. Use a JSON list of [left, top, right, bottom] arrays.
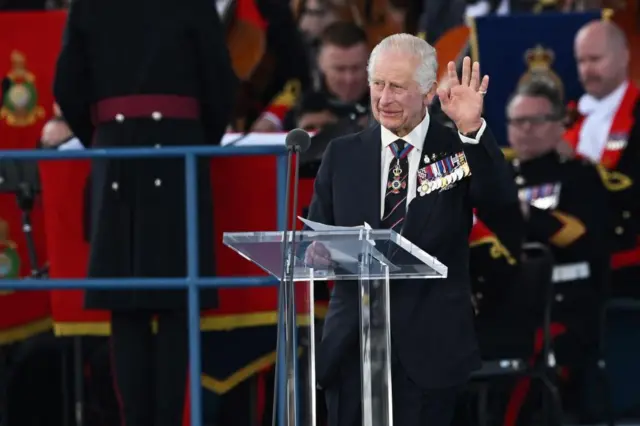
[[367, 33, 438, 94]]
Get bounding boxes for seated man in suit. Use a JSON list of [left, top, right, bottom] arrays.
[[305, 33, 516, 426]]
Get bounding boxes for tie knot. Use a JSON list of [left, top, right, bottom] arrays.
[[390, 139, 411, 159]]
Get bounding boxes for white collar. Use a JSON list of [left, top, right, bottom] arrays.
[[380, 111, 430, 152], [578, 80, 628, 116]]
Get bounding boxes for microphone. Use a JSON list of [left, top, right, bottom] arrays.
[[285, 127, 312, 153], [273, 128, 311, 426], [284, 127, 311, 283]]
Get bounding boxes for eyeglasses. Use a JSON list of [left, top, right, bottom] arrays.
[[507, 114, 561, 127]]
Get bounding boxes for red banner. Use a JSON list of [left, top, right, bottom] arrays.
[[40, 157, 315, 335], [0, 11, 68, 344], [0, 11, 66, 148]]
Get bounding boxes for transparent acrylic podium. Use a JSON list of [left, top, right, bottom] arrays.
[[223, 229, 447, 426]]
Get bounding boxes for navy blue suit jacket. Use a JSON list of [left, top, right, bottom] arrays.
[[307, 118, 518, 390]]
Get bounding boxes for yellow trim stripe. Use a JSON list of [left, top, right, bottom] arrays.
[[550, 211, 586, 247], [0, 317, 52, 345], [53, 306, 330, 393], [200, 348, 303, 395], [501, 147, 516, 161], [54, 311, 322, 336], [596, 165, 632, 191], [470, 236, 517, 265]]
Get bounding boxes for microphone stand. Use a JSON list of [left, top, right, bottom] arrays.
[[273, 143, 304, 426]]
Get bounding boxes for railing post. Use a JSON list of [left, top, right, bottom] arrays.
[[185, 152, 202, 426], [0, 144, 290, 426]]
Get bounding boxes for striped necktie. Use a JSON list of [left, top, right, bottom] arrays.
[[381, 139, 413, 231]]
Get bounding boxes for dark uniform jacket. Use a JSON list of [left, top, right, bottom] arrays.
[[565, 86, 640, 298], [511, 151, 611, 356], [469, 204, 524, 318], [53, 0, 237, 311], [282, 84, 370, 131], [603, 100, 640, 297], [307, 119, 516, 395]]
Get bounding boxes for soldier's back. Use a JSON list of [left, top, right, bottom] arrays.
[[69, 0, 215, 102]]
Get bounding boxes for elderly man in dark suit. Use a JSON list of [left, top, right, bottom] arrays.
[[305, 34, 517, 426]]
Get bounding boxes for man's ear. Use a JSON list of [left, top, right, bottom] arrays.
[[424, 82, 438, 106]]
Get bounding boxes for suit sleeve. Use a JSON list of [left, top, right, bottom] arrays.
[[526, 165, 610, 259], [194, 0, 238, 144], [461, 120, 519, 208], [53, 0, 94, 147], [306, 140, 335, 226], [600, 101, 640, 210]]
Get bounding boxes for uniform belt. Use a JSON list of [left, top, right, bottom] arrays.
[[92, 95, 200, 124], [552, 262, 590, 283]]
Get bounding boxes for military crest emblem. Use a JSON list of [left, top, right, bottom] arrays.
[[517, 45, 565, 100], [0, 50, 45, 127]]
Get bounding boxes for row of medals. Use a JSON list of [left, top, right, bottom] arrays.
[[417, 152, 471, 196]]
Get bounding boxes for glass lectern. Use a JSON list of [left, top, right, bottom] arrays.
[[223, 229, 447, 426]]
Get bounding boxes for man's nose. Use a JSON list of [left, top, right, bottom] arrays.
[[379, 87, 393, 104], [344, 71, 361, 85]]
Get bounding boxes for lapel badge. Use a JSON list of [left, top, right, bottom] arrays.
[[424, 154, 431, 164], [431, 153, 437, 161]]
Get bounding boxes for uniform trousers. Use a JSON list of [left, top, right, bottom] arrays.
[[110, 310, 190, 426]]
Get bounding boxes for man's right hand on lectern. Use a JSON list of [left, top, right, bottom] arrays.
[[304, 241, 333, 267]]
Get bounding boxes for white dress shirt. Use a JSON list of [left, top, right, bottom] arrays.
[[577, 81, 628, 162], [379, 113, 486, 218]]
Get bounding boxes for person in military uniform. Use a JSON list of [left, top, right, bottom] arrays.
[[252, 22, 370, 132], [564, 20, 640, 299], [53, 0, 237, 424], [504, 78, 612, 424]]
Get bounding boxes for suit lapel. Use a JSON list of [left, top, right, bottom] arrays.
[[358, 125, 382, 228], [403, 120, 452, 238]]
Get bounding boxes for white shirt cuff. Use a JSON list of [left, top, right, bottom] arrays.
[[57, 137, 84, 150], [458, 119, 486, 144]]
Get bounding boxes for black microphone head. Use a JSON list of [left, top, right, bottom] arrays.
[[285, 128, 311, 153]]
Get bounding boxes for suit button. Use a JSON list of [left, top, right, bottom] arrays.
[[154, 179, 162, 187], [115, 114, 125, 122], [111, 182, 119, 191], [615, 226, 624, 235], [152, 111, 162, 121], [623, 210, 631, 219], [555, 293, 564, 302]]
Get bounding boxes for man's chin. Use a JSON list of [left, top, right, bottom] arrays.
[[379, 117, 402, 131]]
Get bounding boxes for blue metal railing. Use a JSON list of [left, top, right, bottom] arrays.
[[0, 145, 289, 426]]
